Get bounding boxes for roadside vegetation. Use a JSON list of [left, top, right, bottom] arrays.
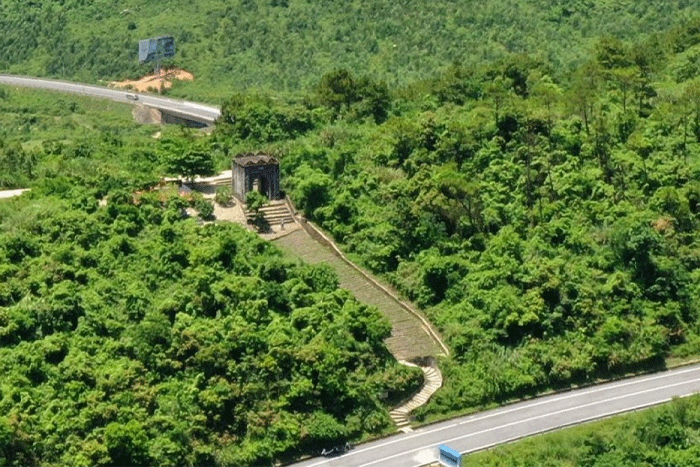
[[0, 86, 157, 189], [464, 394, 700, 467], [0, 86, 234, 190]]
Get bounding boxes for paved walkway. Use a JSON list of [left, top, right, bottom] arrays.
[[390, 361, 443, 432], [274, 228, 444, 361]]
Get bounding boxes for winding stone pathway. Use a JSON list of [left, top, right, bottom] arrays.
[[273, 222, 448, 431], [274, 228, 445, 361], [389, 361, 443, 432]]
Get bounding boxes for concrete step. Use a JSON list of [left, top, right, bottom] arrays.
[[388, 364, 444, 431], [260, 209, 292, 216], [259, 214, 294, 223], [246, 209, 291, 218], [245, 202, 295, 226], [258, 207, 289, 214]]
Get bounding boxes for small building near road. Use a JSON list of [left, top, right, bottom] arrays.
[[231, 153, 280, 201]]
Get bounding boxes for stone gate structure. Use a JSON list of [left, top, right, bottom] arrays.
[[231, 153, 280, 201]]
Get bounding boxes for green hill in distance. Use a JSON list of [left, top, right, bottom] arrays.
[[2, 0, 700, 100]]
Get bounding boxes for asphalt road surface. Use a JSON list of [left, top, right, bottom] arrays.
[[0, 74, 221, 124], [290, 364, 700, 467]]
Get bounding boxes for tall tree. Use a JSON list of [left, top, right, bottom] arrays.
[[161, 138, 215, 182]]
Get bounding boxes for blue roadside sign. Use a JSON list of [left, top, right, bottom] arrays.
[[438, 445, 462, 467]]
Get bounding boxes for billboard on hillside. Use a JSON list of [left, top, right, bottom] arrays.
[[139, 36, 176, 64], [160, 36, 176, 58], [138, 39, 156, 63]]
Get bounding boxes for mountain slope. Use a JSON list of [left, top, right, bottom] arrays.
[[2, 1, 700, 98]]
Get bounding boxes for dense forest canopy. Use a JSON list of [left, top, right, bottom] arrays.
[[4, 3, 700, 466], [0, 90, 419, 466], [214, 17, 700, 420], [0, 183, 419, 466], [2, 0, 700, 98]]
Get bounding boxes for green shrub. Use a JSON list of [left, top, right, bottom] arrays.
[[195, 197, 214, 220], [214, 185, 234, 206]]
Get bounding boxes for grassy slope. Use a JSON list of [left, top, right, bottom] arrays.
[[0, 85, 148, 145]]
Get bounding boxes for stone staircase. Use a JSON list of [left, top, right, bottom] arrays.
[[272, 216, 448, 432], [273, 229, 445, 360], [246, 199, 295, 227], [389, 362, 443, 433]]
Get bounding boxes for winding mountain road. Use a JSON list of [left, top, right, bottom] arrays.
[[288, 364, 700, 467], [0, 74, 221, 125]]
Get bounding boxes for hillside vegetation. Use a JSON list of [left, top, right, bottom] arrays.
[[0, 86, 160, 189], [3, 3, 700, 466], [0, 90, 419, 466], [212, 19, 700, 419], [2, 1, 700, 98], [0, 182, 419, 466]]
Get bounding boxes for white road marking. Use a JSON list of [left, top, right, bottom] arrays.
[[355, 375, 700, 467], [343, 365, 700, 463], [454, 395, 691, 456], [441, 377, 700, 446]]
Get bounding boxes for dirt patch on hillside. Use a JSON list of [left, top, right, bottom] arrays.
[[110, 68, 194, 93]]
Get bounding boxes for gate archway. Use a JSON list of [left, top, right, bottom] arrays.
[[231, 153, 280, 202]]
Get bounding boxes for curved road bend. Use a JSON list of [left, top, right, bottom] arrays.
[[0, 74, 221, 124], [289, 364, 700, 467]]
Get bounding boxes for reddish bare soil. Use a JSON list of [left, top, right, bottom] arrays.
[[110, 68, 194, 93]]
